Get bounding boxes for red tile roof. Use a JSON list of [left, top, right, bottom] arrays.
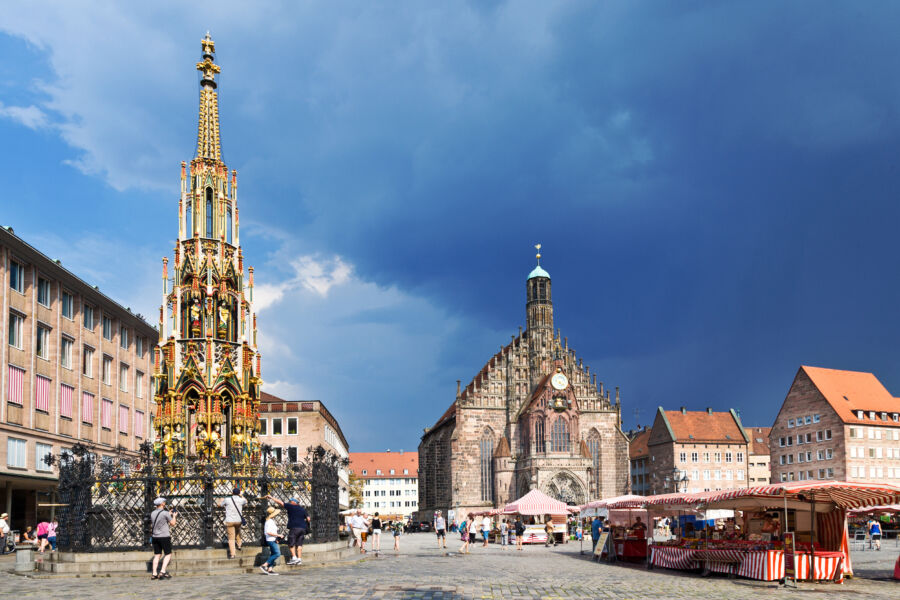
[[629, 428, 651, 459], [661, 409, 747, 444], [800, 366, 900, 426], [349, 451, 419, 479], [747, 427, 771, 455]]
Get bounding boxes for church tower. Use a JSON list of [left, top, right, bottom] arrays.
[[526, 244, 553, 387], [153, 34, 262, 471]]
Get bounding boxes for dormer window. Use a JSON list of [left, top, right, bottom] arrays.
[[893, 414, 899, 422], [857, 410, 864, 419], [869, 411, 876, 420], [362, 469, 367, 475], [881, 412, 887, 421]]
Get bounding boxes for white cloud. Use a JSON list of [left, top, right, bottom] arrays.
[[262, 380, 309, 400], [0, 102, 48, 129]]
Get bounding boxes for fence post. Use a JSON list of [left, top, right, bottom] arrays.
[[203, 465, 215, 549]]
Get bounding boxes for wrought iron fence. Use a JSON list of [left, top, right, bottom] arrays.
[[47, 442, 345, 552]]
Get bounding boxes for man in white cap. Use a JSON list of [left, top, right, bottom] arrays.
[[0, 512, 9, 555], [150, 497, 177, 579]]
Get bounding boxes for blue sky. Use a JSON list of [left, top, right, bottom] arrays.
[[3, 2, 900, 451]]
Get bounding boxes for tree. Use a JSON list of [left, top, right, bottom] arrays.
[[348, 472, 364, 508]]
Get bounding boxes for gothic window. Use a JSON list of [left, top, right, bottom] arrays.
[[185, 200, 192, 237], [537, 280, 546, 300], [226, 201, 233, 244], [205, 187, 213, 237], [587, 434, 601, 496], [551, 417, 570, 453], [535, 418, 545, 453], [479, 431, 493, 502]]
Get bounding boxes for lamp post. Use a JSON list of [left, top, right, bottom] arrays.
[[671, 468, 689, 493]]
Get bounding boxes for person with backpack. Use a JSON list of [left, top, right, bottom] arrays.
[[392, 520, 402, 552], [500, 519, 509, 549], [458, 515, 470, 554], [150, 497, 177, 580], [544, 518, 556, 547], [265, 495, 310, 565], [217, 487, 247, 559]]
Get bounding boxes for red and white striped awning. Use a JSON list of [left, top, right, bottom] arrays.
[[848, 504, 900, 515], [502, 489, 571, 516], [702, 481, 900, 509], [581, 494, 648, 510]]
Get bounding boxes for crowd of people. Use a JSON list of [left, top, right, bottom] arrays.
[[147, 487, 312, 578], [0, 512, 59, 555], [345, 510, 406, 554]]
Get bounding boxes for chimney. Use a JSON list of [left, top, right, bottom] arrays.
[[457, 380, 461, 396], [681, 407, 687, 414], [706, 407, 713, 415]]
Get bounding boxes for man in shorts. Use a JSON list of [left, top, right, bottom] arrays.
[[266, 495, 310, 564], [150, 497, 177, 579], [433, 510, 447, 548], [349, 510, 368, 553]]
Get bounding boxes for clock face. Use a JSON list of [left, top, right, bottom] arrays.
[[550, 372, 569, 391]]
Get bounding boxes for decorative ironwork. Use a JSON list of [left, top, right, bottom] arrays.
[[52, 443, 346, 552]]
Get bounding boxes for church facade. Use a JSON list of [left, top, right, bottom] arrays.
[[418, 252, 629, 520]]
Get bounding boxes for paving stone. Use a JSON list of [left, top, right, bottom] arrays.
[[0, 534, 896, 599]]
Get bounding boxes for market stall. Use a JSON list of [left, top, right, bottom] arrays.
[[581, 494, 649, 561], [502, 489, 571, 544], [646, 481, 900, 584]]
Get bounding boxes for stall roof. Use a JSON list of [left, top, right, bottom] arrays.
[[701, 481, 900, 510], [581, 494, 647, 510], [503, 489, 571, 516]]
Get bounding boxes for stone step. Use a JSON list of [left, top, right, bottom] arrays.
[[25, 552, 366, 579], [35, 544, 355, 576], [52, 539, 347, 562]]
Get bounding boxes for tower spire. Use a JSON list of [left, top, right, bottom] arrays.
[[196, 32, 222, 161]]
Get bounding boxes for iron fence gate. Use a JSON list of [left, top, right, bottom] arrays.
[[50, 442, 344, 552]]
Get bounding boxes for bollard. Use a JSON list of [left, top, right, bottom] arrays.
[[15, 548, 35, 572]]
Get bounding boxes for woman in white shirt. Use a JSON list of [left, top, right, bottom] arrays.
[[260, 507, 282, 575]]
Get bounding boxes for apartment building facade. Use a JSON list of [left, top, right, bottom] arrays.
[[350, 450, 419, 517], [258, 392, 350, 508], [628, 427, 650, 495], [1, 226, 156, 525], [770, 366, 900, 484], [645, 407, 750, 495], [747, 426, 771, 485]]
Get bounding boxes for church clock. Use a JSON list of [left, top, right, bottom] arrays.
[[550, 371, 569, 391]]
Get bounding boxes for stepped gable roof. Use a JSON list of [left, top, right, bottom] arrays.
[[629, 428, 651, 460], [494, 436, 511, 458], [747, 427, 771, 455], [349, 451, 418, 479], [659, 409, 747, 444], [799, 366, 900, 426]]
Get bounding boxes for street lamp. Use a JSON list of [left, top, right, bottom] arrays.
[[671, 468, 690, 493]]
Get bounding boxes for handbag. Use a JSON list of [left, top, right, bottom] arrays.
[[230, 496, 247, 526]]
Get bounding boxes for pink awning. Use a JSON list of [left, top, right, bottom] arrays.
[[581, 494, 648, 510], [503, 489, 571, 516]]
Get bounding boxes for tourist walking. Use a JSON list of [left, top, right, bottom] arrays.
[[468, 515, 478, 549], [544, 519, 556, 547], [514, 516, 525, 550], [591, 516, 602, 551], [868, 517, 882, 550], [265, 495, 309, 565], [217, 487, 247, 559], [500, 519, 509, 549], [482, 514, 492, 547], [150, 497, 177, 580], [392, 520, 402, 551], [433, 510, 447, 549], [35, 520, 50, 552], [458, 515, 471, 554], [46, 518, 58, 551], [371, 512, 383, 552], [260, 506, 282, 575], [349, 510, 368, 553], [0, 512, 10, 555]]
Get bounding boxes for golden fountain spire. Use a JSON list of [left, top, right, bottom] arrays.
[[195, 32, 222, 162]]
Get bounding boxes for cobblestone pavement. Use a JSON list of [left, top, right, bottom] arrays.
[[0, 534, 897, 599]]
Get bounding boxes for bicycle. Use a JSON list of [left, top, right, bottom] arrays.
[[2, 529, 17, 554]]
